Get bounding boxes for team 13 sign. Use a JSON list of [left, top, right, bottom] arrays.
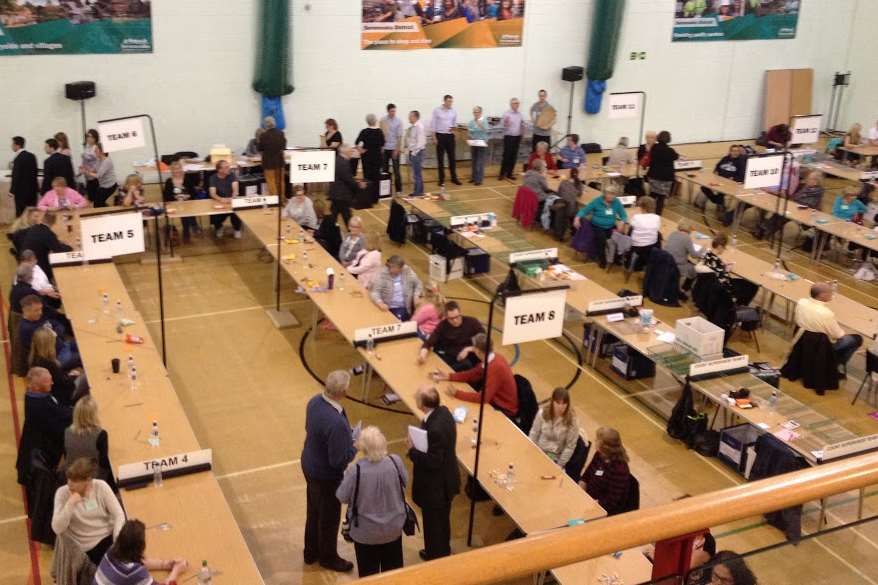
[[502, 289, 568, 345]]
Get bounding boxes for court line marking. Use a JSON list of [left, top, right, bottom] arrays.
[[144, 300, 311, 325], [814, 537, 878, 585], [0, 514, 26, 526]]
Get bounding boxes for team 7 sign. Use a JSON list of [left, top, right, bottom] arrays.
[[290, 149, 336, 183]]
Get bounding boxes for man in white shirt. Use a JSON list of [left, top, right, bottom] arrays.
[[795, 283, 862, 372], [381, 103, 404, 195], [499, 98, 524, 181], [406, 110, 427, 196], [430, 95, 461, 187]]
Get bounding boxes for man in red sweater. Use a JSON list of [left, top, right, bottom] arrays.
[[432, 333, 518, 418]]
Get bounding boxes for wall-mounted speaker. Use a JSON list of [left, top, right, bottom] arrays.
[[562, 66, 584, 82], [65, 81, 96, 101]]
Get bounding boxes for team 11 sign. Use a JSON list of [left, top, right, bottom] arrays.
[[608, 92, 643, 120], [290, 149, 336, 183], [502, 289, 568, 345], [744, 154, 785, 190], [80, 211, 146, 260]]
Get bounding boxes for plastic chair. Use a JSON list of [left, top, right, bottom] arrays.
[[852, 350, 878, 406]]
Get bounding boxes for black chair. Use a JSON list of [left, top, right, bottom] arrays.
[[513, 374, 538, 434], [852, 350, 878, 406], [564, 435, 591, 481]]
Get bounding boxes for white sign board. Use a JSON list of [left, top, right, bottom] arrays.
[[80, 211, 145, 261], [744, 155, 785, 190], [354, 320, 418, 343], [509, 248, 558, 263], [608, 93, 642, 120], [586, 295, 643, 314], [820, 433, 878, 462], [98, 118, 146, 153], [861, 171, 878, 181], [674, 159, 703, 170], [450, 213, 496, 228], [49, 250, 85, 266], [231, 195, 279, 209], [688, 355, 748, 378], [790, 114, 822, 145], [118, 449, 213, 482], [502, 289, 567, 345], [290, 150, 336, 183]]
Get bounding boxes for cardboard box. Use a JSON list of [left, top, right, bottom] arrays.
[[675, 316, 725, 359], [429, 254, 464, 282]]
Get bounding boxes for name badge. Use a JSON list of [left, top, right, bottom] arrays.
[[841, 205, 849, 210], [573, 158, 581, 164], [605, 209, 614, 215], [84, 499, 98, 511], [594, 469, 604, 477]]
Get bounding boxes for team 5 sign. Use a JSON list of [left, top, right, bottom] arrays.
[[744, 154, 785, 190], [502, 289, 568, 345], [80, 211, 146, 260]]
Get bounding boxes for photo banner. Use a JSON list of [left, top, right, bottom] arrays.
[[0, 2, 152, 55], [361, 1, 524, 50], [672, 1, 800, 42]]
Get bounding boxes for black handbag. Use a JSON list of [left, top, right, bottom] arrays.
[[341, 463, 360, 543], [389, 457, 419, 536]]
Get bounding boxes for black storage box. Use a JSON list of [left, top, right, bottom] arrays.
[[609, 343, 655, 380], [465, 249, 490, 276]]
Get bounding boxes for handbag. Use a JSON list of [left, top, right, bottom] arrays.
[[341, 463, 360, 543], [389, 457, 419, 536]]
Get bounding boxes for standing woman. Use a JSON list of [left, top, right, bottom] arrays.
[[578, 427, 633, 516], [65, 396, 116, 491], [336, 426, 408, 577], [324, 119, 343, 151], [529, 387, 580, 468], [645, 130, 679, 215], [55, 132, 73, 157], [356, 114, 386, 199], [163, 161, 199, 242], [82, 144, 117, 208], [80, 129, 100, 201], [467, 106, 490, 186], [638, 130, 657, 170]]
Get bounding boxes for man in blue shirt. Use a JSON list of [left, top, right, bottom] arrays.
[[381, 103, 404, 195], [558, 134, 586, 169], [301, 370, 358, 572]]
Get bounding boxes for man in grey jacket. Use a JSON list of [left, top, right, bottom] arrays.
[[369, 255, 423, 321]]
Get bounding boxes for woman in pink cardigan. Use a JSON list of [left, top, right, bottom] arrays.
[[347, 232, 382, 289], [38, 177, 88, 211]]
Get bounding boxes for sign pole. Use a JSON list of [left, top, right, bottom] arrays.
[[275, 166, 284, 312]]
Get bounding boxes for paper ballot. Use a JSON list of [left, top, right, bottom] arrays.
[[467, 140, 487, 147], [408, 425, 428, 453]]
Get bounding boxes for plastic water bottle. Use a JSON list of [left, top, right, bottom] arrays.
[[731, 234, 738, 248], [505, 464, 515, 490], [129, 366, 138, 391], [365, 334, 375, 355], [153, 461, 163, 487], [284, 223, 292, 239], [471, 419, 479, 448], [773, 259, 781, 273], [102, 293, 110, 314], [768, 389, 779, 410], [198, 561, 212, 585], [299, 227, 305, 241], [149, 421, 160, 447], [831, 280, 839, 294], [115, 300, 125, 320], [127, 354, 135, 373]]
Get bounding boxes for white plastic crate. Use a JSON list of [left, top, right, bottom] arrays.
[[675, 316, 725, 359]]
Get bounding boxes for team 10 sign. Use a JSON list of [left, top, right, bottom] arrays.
[[502, 289, 568, 345], [608, 92, 643, 120], [744, 154, 785, 190], [290, 149, 336, 183], [80, 211, 146, 261]]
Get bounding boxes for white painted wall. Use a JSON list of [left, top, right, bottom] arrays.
[[0, 0, 871, 175], [839, 0, 878, 132]]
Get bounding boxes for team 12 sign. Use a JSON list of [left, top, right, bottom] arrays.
[[744, 154, 785, 190], [98, 118, 146, 153], [608, 93, 643, 120], [79, 211, 146, 260], [502, 289, 567, 345], [290, 149, 336, 183]]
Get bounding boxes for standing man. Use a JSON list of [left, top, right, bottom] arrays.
[[406, 111, 427, 196], [208, 160, 242, 239], [329, 146, 366, 228], [381, 103, 404, 195], [407, 385, 459, 560], [499, 98, 523, 181], [41, 138, 75, 195], [301, 370, 358, 572], [430, 95, 461, 187], [529, 90, 556, 152], [10, 136, 38, 216], [258, 116, 287, 197]]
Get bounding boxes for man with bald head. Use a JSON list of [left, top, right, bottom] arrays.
[[407, 385, 459, 560], [795, 283, 862, 374], [16, 367, 73, 484]]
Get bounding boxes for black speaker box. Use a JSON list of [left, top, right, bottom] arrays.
[[562, 66, 584, 82], [65, 81, 96, 101]]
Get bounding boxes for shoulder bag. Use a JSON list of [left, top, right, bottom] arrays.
[[341, 463, 360, 543], [388, 457, 419, 536]]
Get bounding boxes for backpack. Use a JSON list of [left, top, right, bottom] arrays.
[[667, 381, 698, 441]]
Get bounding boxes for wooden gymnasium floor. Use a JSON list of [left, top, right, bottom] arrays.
[[3, 140, 878, 585]]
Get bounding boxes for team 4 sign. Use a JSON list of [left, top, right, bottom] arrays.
[[502, 289, 567, 345], [80, 211, 146, 260]]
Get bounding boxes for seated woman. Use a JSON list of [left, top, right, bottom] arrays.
[[93, 519, 189, 585], [758, 170, 824, 240], [522, 159, 553, 202], [411, 284, 443, 340], [339, 216, 367, 267], [578, 427, 632, 516], [38, 177, 88, 211], [552, 167, 583, 240], [832, 187, 868, 221], [119, 174, 146, 208], [695, 233, 758, 306], [529, 387, 580, 468], [347, 232, 382, 289], [842, 123, 863, 165], [628, 195, 661, 269], [8, 207, 41, 255], [65, 396, 116, 491], [607, 137, 635, 167], [707, 551, 759, 585], [665, 219, 704, 296], [313, 199, 342, 259], [245, 127, 265, 157], [29, 328, 80, 406], [282, 186, 318, 230], [574, 186, 627, 268], [51, 458, 124, 567], [163, 161, 200, 243], [526, 142, 557, 172]]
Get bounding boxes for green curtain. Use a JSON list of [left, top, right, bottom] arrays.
[[253, 0, 293, 97], [586, 0, 625, 81]]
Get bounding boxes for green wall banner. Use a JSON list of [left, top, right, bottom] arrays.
[[672, 0, 800, 42], [0, 1, 152, 55]]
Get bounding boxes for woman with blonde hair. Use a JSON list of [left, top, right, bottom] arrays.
[[529, 387, 580, 468], [120, 174, 145, 207], [29, 328, 78, 405], [578, 427, 632, 515], [8, 207, 41, 253], [411, 283, 445, 339], [64, 395, 116, 490], [339, 216, 367, 266], [347, 231, 383, 289], [336, 426, 408, 577], [54, 132, 72, 157]]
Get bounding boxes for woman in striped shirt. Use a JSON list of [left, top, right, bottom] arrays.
[[93, 520, 188, 585]]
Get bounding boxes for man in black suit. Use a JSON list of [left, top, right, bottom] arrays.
[[407, 385, 460, 560], [20, 212, 72, 282], [10, 136, 38, 216], [328, 146, 366, 229], [16, 366, 73, 485], [41, 138, 75, 195]]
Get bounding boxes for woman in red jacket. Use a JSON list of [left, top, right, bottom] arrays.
[[526, 141, 557, 172], [579, 427, 632, 515]]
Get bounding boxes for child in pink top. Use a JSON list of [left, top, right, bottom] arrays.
[[412, 284, 444, 338]]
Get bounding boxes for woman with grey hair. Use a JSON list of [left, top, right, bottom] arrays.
[[356, 114, 386, 200], [607, 136, 635, 167], [337, 426, 408, 577]]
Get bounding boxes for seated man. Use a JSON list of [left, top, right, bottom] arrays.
[[558, 134, 586, 170], [18, 295, 80, 371], [10, 265, 63, 323], [795, 283, 862, 375], [418, 301, 485, 371], [432, 333, 519, 419], [209, 160, 242, 239], [369, 255, 423, 321], [17, 250, 54, 295], [16, 366, 73, 484], [699, 144, 746, 217]]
